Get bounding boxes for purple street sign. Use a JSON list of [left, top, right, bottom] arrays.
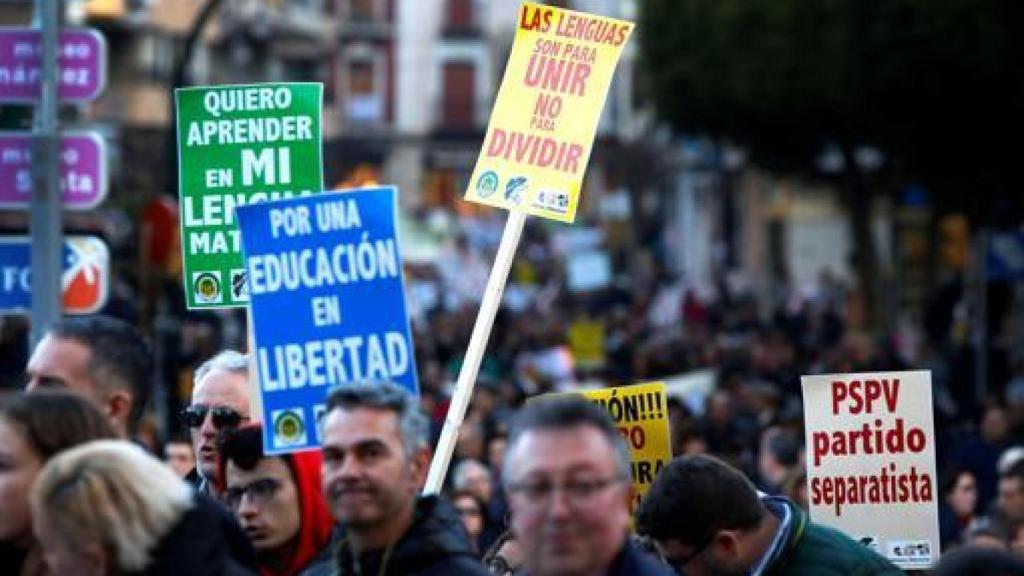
[[0, 28, 106, 102], [0, 131, 107, 209]]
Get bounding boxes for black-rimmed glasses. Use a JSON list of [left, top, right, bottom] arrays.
[[506, 475, 625, 506], [224, 477, 282, 510]]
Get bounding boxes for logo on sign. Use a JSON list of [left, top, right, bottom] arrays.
[[475, 170, 499, 198], [273, 409, 307, 447], [887, 540, 932, 566], [193, 271, 222, 304], [504, 176, 528, 205], [230, 269, 248, 303], [532, 188, 569, 214], [63, 237, 108, 313]]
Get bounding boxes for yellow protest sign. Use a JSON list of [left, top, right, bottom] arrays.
[[579, 382, 671, 511], [464, 2, 634, 223], [568, 319, 606, 369]]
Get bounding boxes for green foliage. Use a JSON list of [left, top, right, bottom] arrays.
[[640, 0, 1023, 183]]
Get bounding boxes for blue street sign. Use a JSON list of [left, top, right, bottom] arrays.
[[988, 233, 1024, 281], [0, 236, 109, 314], [236, 186, 418, 455]]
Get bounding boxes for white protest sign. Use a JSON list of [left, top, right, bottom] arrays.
[[802, 370, 939, 570]]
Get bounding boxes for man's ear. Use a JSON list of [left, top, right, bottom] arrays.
[[714, 529, 742, 561], [409, 446, 432, 487], [104, 389, 132, 436]]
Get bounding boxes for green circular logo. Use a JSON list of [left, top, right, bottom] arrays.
[[476, 170, 500, 198], [195, 272, 220, 301], [275, 410, 304, 442]]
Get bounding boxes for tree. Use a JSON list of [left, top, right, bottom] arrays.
[[640, 0, 1023, 320]]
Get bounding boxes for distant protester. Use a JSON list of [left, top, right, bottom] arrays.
[[218, 424, 334, 576], [930, 546, 1024, 576], [31, 440, 257, 576], [0, 390, 117, 576], [939, 468, 980, 548], [164, 434, 196, 478]]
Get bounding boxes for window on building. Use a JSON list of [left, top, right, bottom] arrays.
[[346, 59, 383, 124], [447, 0, 473, 29], [442, 62, 475, 129], [350, 0, 375, 21]]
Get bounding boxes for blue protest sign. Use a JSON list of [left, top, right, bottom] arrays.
[[235, 186, 418, 454]]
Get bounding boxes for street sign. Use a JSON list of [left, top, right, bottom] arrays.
[[987, 232, 1024, 281], [0, 236, 109, 314], [0, 28, 107, 102], [235, 186, 418, 454], [0, 131, 106, 209], [176, 82, 323, 309]]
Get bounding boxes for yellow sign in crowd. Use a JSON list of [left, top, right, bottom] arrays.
[[465, 2, 635, 223]]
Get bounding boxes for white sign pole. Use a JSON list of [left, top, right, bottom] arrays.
[[424, 210, 527, 494]]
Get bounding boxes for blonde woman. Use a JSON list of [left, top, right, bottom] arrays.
[[31, 440, 257, 576]]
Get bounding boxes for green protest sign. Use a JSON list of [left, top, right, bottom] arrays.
[[176, 83, 323, 309]]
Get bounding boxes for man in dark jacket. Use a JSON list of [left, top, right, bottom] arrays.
[[503, 397, 674, 576], [636, 455, 903, 576], [315, 382, 487, 575]]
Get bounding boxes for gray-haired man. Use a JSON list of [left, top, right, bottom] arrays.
[[312, 382, 487, 576], [183, 350, 253, 495]]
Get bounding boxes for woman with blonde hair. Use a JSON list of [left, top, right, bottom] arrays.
[[31, 439, 256, 576]]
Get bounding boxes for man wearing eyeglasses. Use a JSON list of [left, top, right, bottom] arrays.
[[636, 455, 903, 576], [503, 397, 674, 576], [219, 424, 335, 575], [184, 350, 253, 495]]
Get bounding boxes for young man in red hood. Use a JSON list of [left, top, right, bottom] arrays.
[[219, 425, 334, 576]]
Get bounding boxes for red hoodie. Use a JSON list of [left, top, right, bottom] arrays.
[[266, 450, 335, 576], [217, 426, 335, 576]]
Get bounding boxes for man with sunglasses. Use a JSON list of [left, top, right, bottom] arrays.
[[636, 455, 902, 576], [503, 396, 674, 576], [184, 350, 253, 495]]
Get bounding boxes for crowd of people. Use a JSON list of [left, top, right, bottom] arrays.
[[3, 212, 1024, 574]]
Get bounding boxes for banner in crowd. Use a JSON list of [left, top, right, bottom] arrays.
[[567, 319, 606, 369], [463, 2, 634, 223], [567, 382, 671, 511], [176, 82, 323, 309], [802, 370, 939, 569], [235, 186, 418, 454]]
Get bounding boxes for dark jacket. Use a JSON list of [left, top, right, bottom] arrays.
[[604, 538, 676, 576], [184, 466, 212, 494], [765, 499, 904, 576], [302, 495, 489, 576], [139, 493, 258, 576]]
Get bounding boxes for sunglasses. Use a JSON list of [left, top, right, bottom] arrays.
[[182, 405, 247, 430]]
